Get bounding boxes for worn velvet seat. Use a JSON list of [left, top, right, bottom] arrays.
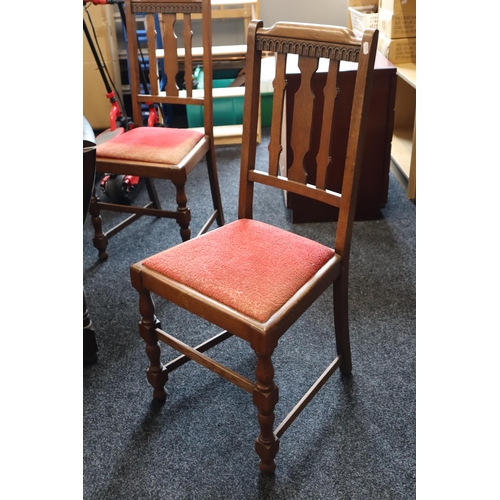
[[97, 127, 205, 165], [89, 0, 224, 261], [130, 20, 378, 473], [142, 218, 336, 323]]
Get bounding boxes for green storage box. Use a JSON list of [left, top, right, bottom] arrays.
[[186, 72, 274, 128], [186, 78, 244, 128], [261, 92, 273, 127]]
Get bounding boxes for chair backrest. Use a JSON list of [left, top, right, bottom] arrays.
[[124, 0, 214, 133], [239, 21, 378, 264]]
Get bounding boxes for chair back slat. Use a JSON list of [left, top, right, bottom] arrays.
[[267, 52, 286, 177], [288, 55, 318, 184], [183, 14, 194, 96], [315, 60, 339, 190], [160, 13, 180, 97], [146, 14, 160, 96]]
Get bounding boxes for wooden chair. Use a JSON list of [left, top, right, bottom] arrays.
[[130, 20, 378, 473], [89, 0, 224, 261]]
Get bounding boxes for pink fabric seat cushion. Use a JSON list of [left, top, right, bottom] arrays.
[[142, 219, 336, 323], [96, 127, 204, 165]]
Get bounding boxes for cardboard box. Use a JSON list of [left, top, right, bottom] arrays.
[[378, 7, 416, 39], [83, 5, 121, 130], [348, 6, 378, 35], [379, 0, 416, 14], [378, 34, 416, 64]]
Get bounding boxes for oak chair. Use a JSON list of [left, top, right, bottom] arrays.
[[89, 0, 224, 261], [130, 20, 378, 473]]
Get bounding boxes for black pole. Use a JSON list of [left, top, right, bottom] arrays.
[[83, 19, 113, 95], [116, 0, 150, 95]]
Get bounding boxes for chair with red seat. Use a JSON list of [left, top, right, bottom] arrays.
[[130, 20, 378, 473], [89, 0, 224, 261]]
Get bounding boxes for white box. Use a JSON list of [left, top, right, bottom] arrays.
[[378, 34, 416, 64], [378, 7, 416, 39], [348, 6, 378, 35], [379, 0, 416, 14]]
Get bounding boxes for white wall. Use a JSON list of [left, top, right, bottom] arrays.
[[261, 0, 348, 27], [212, 0, 349, 46]]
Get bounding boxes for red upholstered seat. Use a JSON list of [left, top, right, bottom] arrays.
[[96, 127, 205, 165], [142, 219, 336, 323]]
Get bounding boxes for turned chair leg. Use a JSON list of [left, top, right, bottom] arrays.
[[89, 190, 109, 261], [205, 149, 225, 227], [138, 286, 168, 401], [333, 276, 352, 375], [144, 178, 162, 210], [173, 181, 191, 242], [83, 288, 98, 365], [253, 350, 280, 474]]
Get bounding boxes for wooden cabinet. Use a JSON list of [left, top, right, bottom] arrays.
[[283, 53, 397, 222]]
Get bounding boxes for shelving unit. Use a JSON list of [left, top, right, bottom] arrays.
[[347, 0, 416, 200], [391, 62, 416, 200], [186, 0, 259, 33], [181, 0, 261, 144]]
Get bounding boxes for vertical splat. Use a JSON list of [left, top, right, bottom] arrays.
[[183, 14, 194, 96], [316, 59, 340, 190], [268, 53, 287, 177], [146, 14, 159, 95], [288, 56, 318, 183], [161, 13, 179, 96]]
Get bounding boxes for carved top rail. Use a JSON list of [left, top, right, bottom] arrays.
[[256, 22, 362, 62], [131, 0, 203, 14]]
